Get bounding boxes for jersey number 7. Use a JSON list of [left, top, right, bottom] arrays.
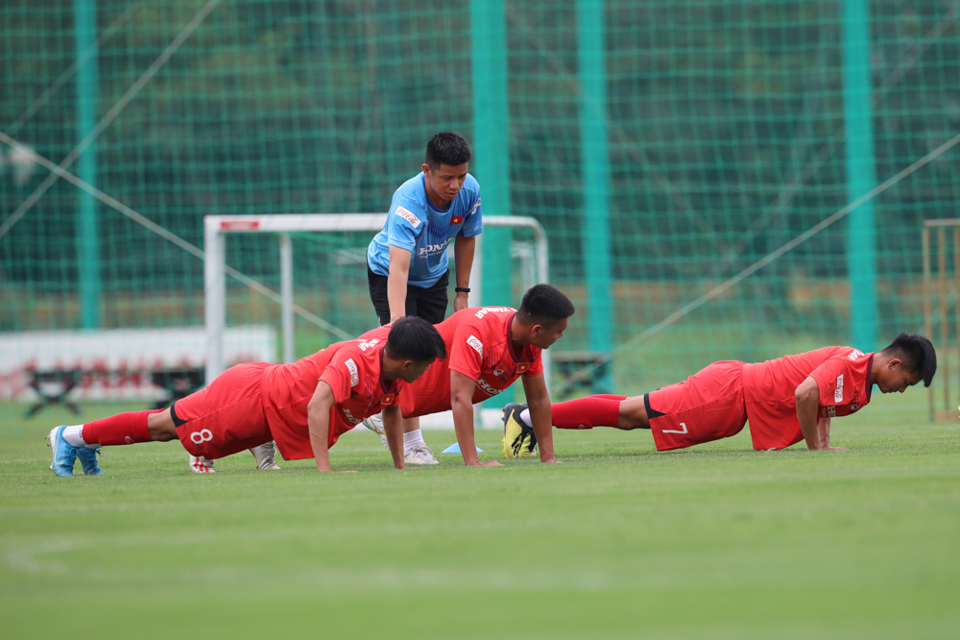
[[662, 422, 689, 434]]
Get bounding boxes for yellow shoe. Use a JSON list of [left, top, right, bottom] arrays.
[[501, 403, 537, 458]]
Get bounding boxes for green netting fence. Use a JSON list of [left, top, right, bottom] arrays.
[[2, 0, 960, 404]]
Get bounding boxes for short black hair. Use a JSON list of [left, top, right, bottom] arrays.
[[385, 316, 447, 362], [517, 284, 576, 325], [881, 333, 937, 387], [425, 132, 472, 169]]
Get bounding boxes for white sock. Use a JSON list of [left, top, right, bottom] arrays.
[[63, 425, 94, 448], [519, 409, 531, 426], [403, 429, 425, 451]]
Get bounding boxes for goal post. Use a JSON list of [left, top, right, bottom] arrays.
[[204, 213, 551, 392]]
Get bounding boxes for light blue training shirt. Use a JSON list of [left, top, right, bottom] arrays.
[[367, 172, 483, 288]]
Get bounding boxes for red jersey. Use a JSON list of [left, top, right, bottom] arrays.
[[260, 325, 402, 459], [742, 346, 874, 450], [400, 307, 543, 418]]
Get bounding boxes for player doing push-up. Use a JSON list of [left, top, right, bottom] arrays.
[[502, 333, 936, 455], [46, 317, 446, 476], [389, 283, 575, 466]]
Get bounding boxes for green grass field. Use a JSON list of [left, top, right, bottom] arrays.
[[1, 392, 958, 640]]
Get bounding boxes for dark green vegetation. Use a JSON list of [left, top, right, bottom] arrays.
[[2, 391, 958, 639]]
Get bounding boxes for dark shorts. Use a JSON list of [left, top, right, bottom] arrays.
[[367, 266, 449, 326]]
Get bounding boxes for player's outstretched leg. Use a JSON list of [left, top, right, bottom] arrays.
[[46, 409, 169, 477], [502, 403, 537, 459], [501, 395, 634, 458], [47, 426, 80, 477]]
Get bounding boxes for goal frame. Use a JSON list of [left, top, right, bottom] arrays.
[[204, 213, 551, 389]]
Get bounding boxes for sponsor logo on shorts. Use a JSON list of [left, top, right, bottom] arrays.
[[467, 335, 483, 358], [835, 375, 844, 402], [345, 358, 360, 387], [827, 406, 837, 418], [395, 206, 421, 228], [341, 407, 360, 425], [850, 402, 859, 412]]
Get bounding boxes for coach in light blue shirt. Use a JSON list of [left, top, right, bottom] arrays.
[[367, 131, 482, 325], [364, 131, 482, 465]]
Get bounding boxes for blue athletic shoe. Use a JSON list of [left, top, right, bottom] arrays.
[[46, 426, 78, 477], [77, 446, 104, 476]]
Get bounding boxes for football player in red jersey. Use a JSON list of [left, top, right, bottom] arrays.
[[399, 284, 575, 466], [502, 333, 936, 454], [46, 317, 447, 476]]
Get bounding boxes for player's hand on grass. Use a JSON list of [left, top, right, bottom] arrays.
[[540, 458, 562, 464], [467, 460, 504, 467], [821, 446, 847, 451]]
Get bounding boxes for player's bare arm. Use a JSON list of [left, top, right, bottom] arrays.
[[387, 245, 413, 323], [381, 405, 407, 469], [816, 416, 843, 450], [451, 369, 502, 467], [307, 380, 354, 473], [453, 235, 475, 312], [794, 376, 826, 450], [520, 373, 558, 463]]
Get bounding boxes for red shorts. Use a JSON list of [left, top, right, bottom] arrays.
[[646, 361, 747, 451], [172, 362, 273, 460]]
